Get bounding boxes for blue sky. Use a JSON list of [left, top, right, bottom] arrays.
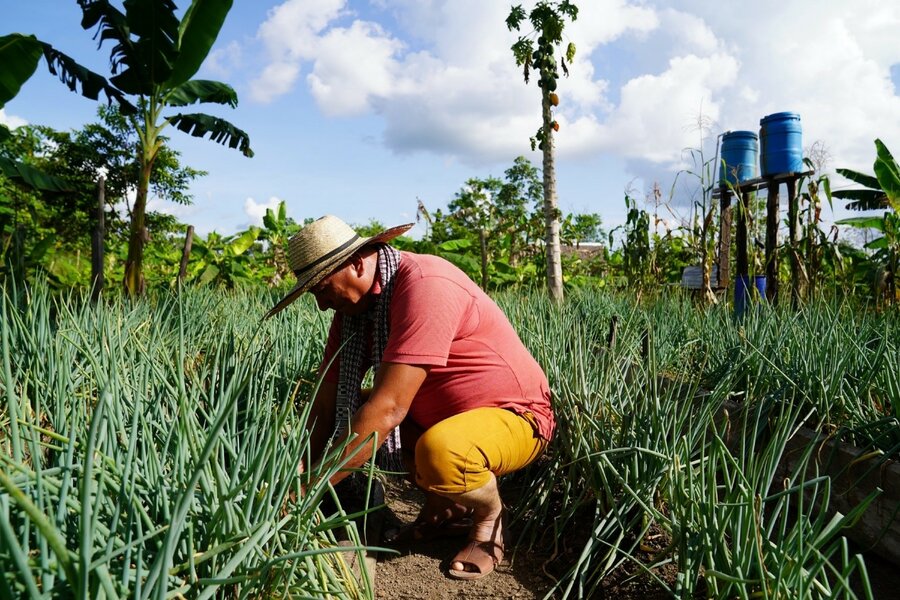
[[3, 0, 899, 239]]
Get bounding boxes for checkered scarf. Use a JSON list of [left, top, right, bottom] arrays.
[[332, 244, 404, 473]]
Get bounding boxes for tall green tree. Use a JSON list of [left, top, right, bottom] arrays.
[[507, 1, 578, 303], [1, 114, 203, 287], [1, 0, 252, 295], [835, 139, 900, 303]]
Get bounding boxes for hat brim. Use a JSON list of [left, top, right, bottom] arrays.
[[263, 222, 414, 319]]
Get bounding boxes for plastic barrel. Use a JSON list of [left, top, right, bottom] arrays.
[[735, 275, 767, 317], [759, 112, 802, 176], [719, 131, 759, 186]]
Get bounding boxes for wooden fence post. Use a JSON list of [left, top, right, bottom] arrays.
[[787, 178, 800, 309], [717, 185, 732, 288], [735, 189, 749, 289], [765, 181, 779, 304], [178, 225, 194, 284], [90, 177, 105, 302]]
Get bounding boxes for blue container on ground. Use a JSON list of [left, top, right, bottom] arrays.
[[735, 275, 767, 317], [760, 112, 803, 176], [719, 131, 759, 186]]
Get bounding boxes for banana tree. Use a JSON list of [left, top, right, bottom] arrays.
[[260, 200, 296, 286], [835, 139, 900, 302], [188, 227, 260, 288], [1, 0, 252, 296]]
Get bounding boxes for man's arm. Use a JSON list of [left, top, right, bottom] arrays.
[[322, 361, 428, 487]]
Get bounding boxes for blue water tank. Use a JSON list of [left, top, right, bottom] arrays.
[[759, 112, 803, 176], [719, 130, 759, 186]]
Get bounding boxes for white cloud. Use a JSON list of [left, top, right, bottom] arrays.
[[249, 0, 349, 102], [596, 52, 740, 165], [244, 196, 283, 226], [307, 20, 404, 115], [204, 41, 243, 78], [0, 109, 28, 130], [245, 0, 899, 179], [251, 61, 301, 103]]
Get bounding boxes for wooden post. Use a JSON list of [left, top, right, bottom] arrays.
[[479, 228, 488, 290], [90, 177, 105, 302], [787, 178, 800, 308], [178, 225, 194, 284], [717, 185, 732, 288], [735, 189, 749, 287], [765, 180, 779, 304]]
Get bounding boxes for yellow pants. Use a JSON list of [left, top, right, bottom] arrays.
[[401, 407, 548, 495]]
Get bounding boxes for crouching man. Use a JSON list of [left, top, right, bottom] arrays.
[[265, 215, 554, 580]]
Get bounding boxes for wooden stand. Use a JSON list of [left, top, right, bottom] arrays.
[[715, 171, 811, 306]]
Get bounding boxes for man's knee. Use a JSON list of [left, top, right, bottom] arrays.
[[413, 423, 487, 494]]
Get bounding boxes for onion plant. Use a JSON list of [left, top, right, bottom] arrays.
[[498, 290, 886, 599], [0, 284, 374, 598]]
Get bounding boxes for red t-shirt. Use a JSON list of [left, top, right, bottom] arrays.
[[320, 251, 554, 440]]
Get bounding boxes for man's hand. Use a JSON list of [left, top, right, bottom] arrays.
[[327, 362, 429, 487]]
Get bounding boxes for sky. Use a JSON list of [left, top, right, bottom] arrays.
[[3, 0, 899, 239]]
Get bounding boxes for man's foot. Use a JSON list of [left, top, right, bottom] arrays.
[[447, 509, 506, 580], [383, 492, 473, 544], [447, 538, 504, 580]]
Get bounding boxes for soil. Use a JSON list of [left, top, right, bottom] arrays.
[[366, 478, 900, 599], [372, 479, 676, 600]]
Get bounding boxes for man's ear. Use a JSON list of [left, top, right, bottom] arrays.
[[349, 252, 366, 276]]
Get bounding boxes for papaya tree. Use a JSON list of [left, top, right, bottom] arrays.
[[1, 0, 252, 296], [507, 1, 578, 302]]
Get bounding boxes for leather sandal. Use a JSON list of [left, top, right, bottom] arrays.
[[447, 539, 504, 580]]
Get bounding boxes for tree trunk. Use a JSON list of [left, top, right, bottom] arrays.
[[123, 159, 153, 296], [542, 89, 563, 303], [178, 225, 194, 284], [91, 176, 105, 303]]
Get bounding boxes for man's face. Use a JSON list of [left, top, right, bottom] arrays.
[[309, 259, 368, 315]]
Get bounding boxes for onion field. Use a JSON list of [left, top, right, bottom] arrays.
[[1, 284, 898, 598]]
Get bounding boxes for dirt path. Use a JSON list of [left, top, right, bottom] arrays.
[[374, 480, 556, 599]]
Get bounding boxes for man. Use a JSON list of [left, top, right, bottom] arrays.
[[265, 215, 554, 580]]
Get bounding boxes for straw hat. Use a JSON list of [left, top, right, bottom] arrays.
[[264, 215, 413, 319]]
